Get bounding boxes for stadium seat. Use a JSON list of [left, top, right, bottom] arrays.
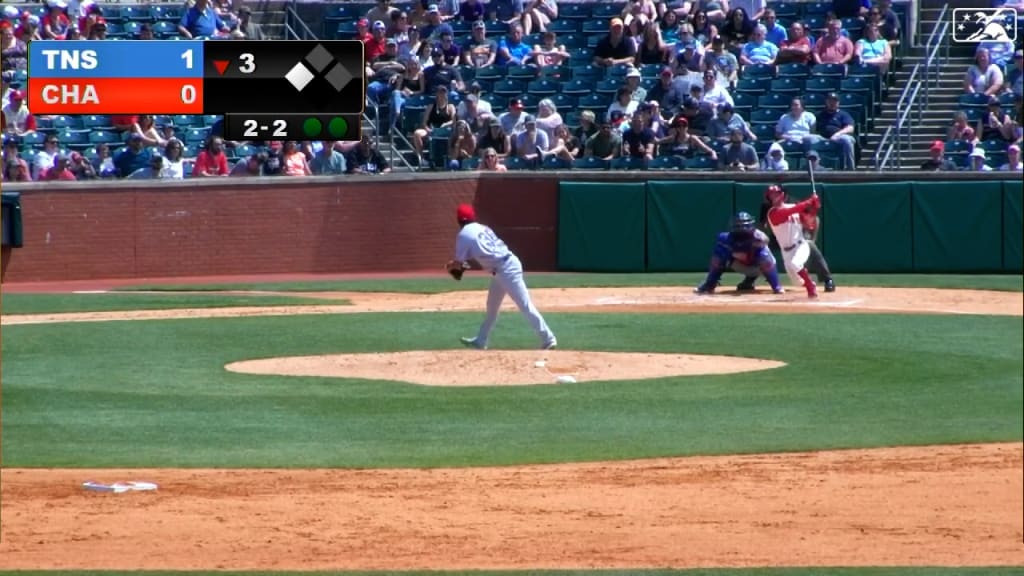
[[22, 132, 46, 146], [560, 78, 594, 96], [528, 79, 559, 96], [752, 123, 776, 141], [607, 63, 633, 80], [979, 139, 1009, 153], [639, 63, 663, 79], [549, 19, 578, 33], [958, 92, 991, 109], [172, 114, 200, 127], [810, 63, 845, 78], [88, 131, 120, 144], [802, 91, 827, 109], [577, 93, 610, 115], [569, 64, 604, 82], [770, 77, 803, 95], [484, 19, 509, 34], [758, 92, 791, 110], [152, 5, 181, 21], [461, 156, 481, 170], [559, 33, 586, 49], [82, 115, 113, 129], [594, 78, 620, 95], [52, 116, 84, 129], [581, 18, 607, 34], [780, 139, 805, 159], [492, 79, 526, 97], [152, 21, 177, 37], [520, 93, 542, 111], [735, 77, 771, 95], [611, 156, 647, 170], [840, 76, 876, 111], [962, 107, 986, 123], [547, 92, 576, 111], [750, 108, 780, 125], [474, 65, 505, 82], [685, 156, 716, 171], [558, 3, 591, 20], [999, 92, 1017, 108], [776, 62, 810, 79], [591, 3, 623, 18], [733, 92, 759, 109], [573, 156, 610, 170], [507, 65, 536, 81], [121, 5, 152, 21], [505, 156, 532, 170], [541, 155, 572, 170], [647, 155, 683, 170], [770, 3, 800, 19], [803, 2, 831, 15], [121, 21, 141, 36], [805, 76, 841, 93], [943, 139, 972, 155], [534, 65, 569, 81], [743, 63, 775, 80]]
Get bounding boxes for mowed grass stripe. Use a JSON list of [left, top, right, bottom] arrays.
[[0, 293, 348, 315], [3, 569, 1024, 576], [2, 312, 1020, 468], [115, 273, 1024, 294]]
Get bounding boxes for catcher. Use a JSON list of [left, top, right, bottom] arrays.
[[694, 211, 785, 295], [446, 203, 558, 351]]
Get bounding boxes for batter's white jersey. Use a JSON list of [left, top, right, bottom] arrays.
[[767, 204, 804, 251], [455, 222, 511, 271]]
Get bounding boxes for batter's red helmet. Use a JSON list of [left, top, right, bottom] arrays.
[[765, 184, 785, 200]]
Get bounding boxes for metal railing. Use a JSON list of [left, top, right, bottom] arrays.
[[873, 3, 950, 171]]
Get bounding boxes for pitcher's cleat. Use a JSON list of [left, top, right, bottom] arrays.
[[460, 337, 486, 350]]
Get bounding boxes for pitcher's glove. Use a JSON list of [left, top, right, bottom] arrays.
[[445, 259, 468, 281]]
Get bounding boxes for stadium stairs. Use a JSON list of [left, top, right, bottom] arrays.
[[246, 0, 287, 39]]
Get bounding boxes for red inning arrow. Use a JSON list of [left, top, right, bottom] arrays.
[[212, 60, 230, 75]]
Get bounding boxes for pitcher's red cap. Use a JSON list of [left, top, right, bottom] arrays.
[[456, 203, 476, 222]]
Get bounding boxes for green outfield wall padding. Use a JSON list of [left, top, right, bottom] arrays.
[[557, 182, 647, 272], [819, 182, 913, 272], [912, 181, 1003, 273], [1003, 182, 1022, 273], [646, 181, 735, 271]]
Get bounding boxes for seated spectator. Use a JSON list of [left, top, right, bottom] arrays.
[[967, 147, 993, 171], [262, 142, 284, 175], [447, 119, 478, 169], [132, 115, 168, 148], [673, 22, 701, 54], [1000, 144, 1023, 171], [541, 123, 582, 161], [458, 94, 491, 135], [399, 25, 424, 61], [161, 139, 186, 179], [390, 58, 425, 129], [657, 116, 717, 158], [419, 5, 446, 39], [365, 21, 390, 62], [211, 0, 238, 29], [530, 30, 570, 67], [367, 39, 406, 106], [698, 68, 733, 110], [412, 85, 456, 164], [740, 24, 778, 66], [965, 47, 1004, 96], [677, 94, 714, 135], [979, 96, 1014, 141], [701, 35, 739, 87], [499, 97, 527, 136], [33, 133, 61, 180], [67, 151, 97, 180], [659, 9, 681, 44], [813, 18, 855, 65], [762, 8, 787, 45], [593, 18, 637, 67], [647, 66, 688, 114], [436, 0, 461, 21], [409, 0, 430, 28], [127, 154, 166, 180], [623, 0, 658, 27], [1, 21, 28, 74], [462, 21, 498, 67], [114, 134, 153, 178], [235, 6, 266, 40], [41, 0, 70, 40], [523, 0, 557, 35], [281, 141, 312, 176], [855, 24, 891, 73], [458, 0, 486, 22], [487, 0, 525, 29], [575, 110, 599, 144], [2, 136, 30, 182], [625, 67, 649, 102], [230, 152, 266, 176], [948, 110, 978, 143], [478, 146, 507, 171], [192, 136, 230, 177], [673, 40, 704, 75], [353, 18, 372, 43], [92, 142, 116, 178], [868, 0, 900, 46], [478, 117, 512, 158], [641, 101, 668, 137], [610, 110, 629, 133], [1004, 50, 1023, 98], [15, 13, 42, 43], [423, 47, 464, 93], [607, 87, 639, 123], [636, 20, 670, 65], [775, 97, 817, 145], [776, 21, 813, 65], [832, 0, 869, 19], [720, 7, 756, 54], [367, 0, 399, 28], [437, 29, 461, 65], [690, 9, 720, 43], [344, 133, 391, 174], [718, 127, 759, 170], [621, 114, 657, 160], [178, 0, 230, 39], [514, 114, 548, 164], [535, 98, 563, 143], [584, 120, 623, 160], [85, 17, 107, 39], [762, 141, 789, 171], [816, 92, 857, 169], [496, 23, 531, 66], [690, 1, 727, 25], [1, 90, 36, 136], [706, 103, 755, 143]]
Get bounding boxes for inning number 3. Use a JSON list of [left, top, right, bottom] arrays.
[[242, 119, 288, 137], [239, 53, 256, 74]]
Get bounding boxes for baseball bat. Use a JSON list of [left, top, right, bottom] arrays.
[[807, 155, 818, 197]]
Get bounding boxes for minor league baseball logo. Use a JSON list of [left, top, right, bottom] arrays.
[[952, 8, 1018, 43]]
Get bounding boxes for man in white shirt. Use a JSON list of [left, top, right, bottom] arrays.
[[1000, 144, 1023, 171]]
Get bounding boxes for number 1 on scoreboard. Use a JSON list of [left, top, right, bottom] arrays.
[[181, 49, 193, 69]]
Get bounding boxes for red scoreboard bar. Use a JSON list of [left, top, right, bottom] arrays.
[[26, 40, 364, 118]]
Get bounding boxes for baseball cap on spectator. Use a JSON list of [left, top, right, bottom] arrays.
[[626, 67, 641, 79], [431, 45, 443, 56], [468, 81, 482, 93], [27, 14, 40, 25], [826, 91, 839, 100], [427, 4, 439, 13], [238, 5, 251, 14], [3, 134, 20, 148], [929, 140, 944, 152], [610, 17, 624, 29], [52, 0, 68, 9], [638, 102, 653, 114], [488, 117, 500, 127], [720, 103, 734, 114], [581, 110, 596, 122], [373, 20, 386, 30], [672, 116, 688, 127], [9, 90, 24, 101], [660, 66, 673, 77], [610, 110, 626, 125], [473, 20, 485, 30], [682, 95, 698, 108], [969, 147, 986, 159], [386, 38, 397, 46], [509, 97, 525, 109], [357, 18, 369, 27], [1009, 144, 1020, 153], [524, 114, 537, 125]]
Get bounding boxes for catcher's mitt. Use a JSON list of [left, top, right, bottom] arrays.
[[445, 259, 468, 281]]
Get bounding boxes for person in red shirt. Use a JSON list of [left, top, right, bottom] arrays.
[[365, 20, 388, 60], [192, 135, 230, 176], [355, 18, 372, 42], [41, 0, 71, 40], [813, 18, 855, 66], [776, 21, 812, 65], [41, 155, 77, 180]]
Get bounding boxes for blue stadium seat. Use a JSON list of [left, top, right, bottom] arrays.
[[750, 108, 780, 125], [538, 64, 571, 80], [52, 116, 84, 130], [558, 2, 590, 19], [121, 21, 141, 36], [776, 62, 810, 79], [22, 132, 46, 146], [611, 156, 648, 170], [594, 78, 620, 95], [733, 92, 759, 109], [958, 92, 991, 109], [88, 131, 120, 144], [647, 155, 683, 170], [541, 155, 572, 170], [172, 114, 201, 127], [685, 155, 716, 171], [770, 2, 800, 20], [492, 79, 526, 97], [153, 21, 177, 37], [961, 107, 986, 123], [802, 91, 827, 109], [805, 76, 840, 93], [573, 156, 609, 170], [461, 156, 480, 170], [804, 2, 831, 16], [474, 65, 505, 81], [548, 19, 579, 33], [569, 64, 603, 82], [770, 77, 803, 95], [581, 18, 608, 34], [752, 123, 776, 141], [506, 65, 536, 81], [810, 63, 845, 78], [758, 92, 791, 110], [591, 3, 624, 19], [559, 33, 586, 49], [577, 93, 610, 115], [121, 5, 152, 21], [607, 63, 633, 80], [735, 76, 771, 95], [528, 79, 559, 96], [560, 78, 593, 96], [82, 115, 113, 129], [743, 63, 775, 79], [152, 5, 181, 21], [505, 156, 532, 170]]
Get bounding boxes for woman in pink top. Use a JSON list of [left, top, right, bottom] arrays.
[[282, 141, 312, 176]]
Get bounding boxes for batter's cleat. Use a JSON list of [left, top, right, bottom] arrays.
[[736, 278, 758, 292], [772, 286, 785, 294], [460, 337, 486, 350], [806, 282, 818, 299], [542, 338, 558, 350], [694, 283, 715, 295], [824, 278, 836, 293]]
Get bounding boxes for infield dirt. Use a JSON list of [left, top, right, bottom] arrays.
[[1, 285, 1022, 569]]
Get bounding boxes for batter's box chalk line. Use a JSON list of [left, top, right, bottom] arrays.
[[534, 359, 577, 384], [82, 481, 159, 493]]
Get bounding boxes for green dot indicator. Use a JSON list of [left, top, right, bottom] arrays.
[[328, 117, 349, 138], [303, 117, 323, 138]]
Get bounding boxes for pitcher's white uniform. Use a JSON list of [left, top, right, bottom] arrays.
[[767, 203, 812, 288], [456, 221, 557, 350]]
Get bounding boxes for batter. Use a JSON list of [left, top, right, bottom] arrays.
[[447, 204, 558, 351], [765, 184, 820, 298]]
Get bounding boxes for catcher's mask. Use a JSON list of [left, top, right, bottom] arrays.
[[732, 211, 755, 232]]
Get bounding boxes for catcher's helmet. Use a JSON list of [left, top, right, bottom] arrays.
[[732, 211, 755, 232]]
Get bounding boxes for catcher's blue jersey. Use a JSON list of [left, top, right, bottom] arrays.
[[713, 230, 772, 266]]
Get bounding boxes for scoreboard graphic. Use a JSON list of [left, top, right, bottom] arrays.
[[26, 40, 365, 141]]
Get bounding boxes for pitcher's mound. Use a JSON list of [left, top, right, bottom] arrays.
[[225, 350, 786, 386]]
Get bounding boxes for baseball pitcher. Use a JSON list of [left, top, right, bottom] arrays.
[[694, 211, 785, 295]]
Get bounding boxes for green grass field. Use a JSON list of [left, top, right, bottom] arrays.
[[2, 273, 1022, 573]]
